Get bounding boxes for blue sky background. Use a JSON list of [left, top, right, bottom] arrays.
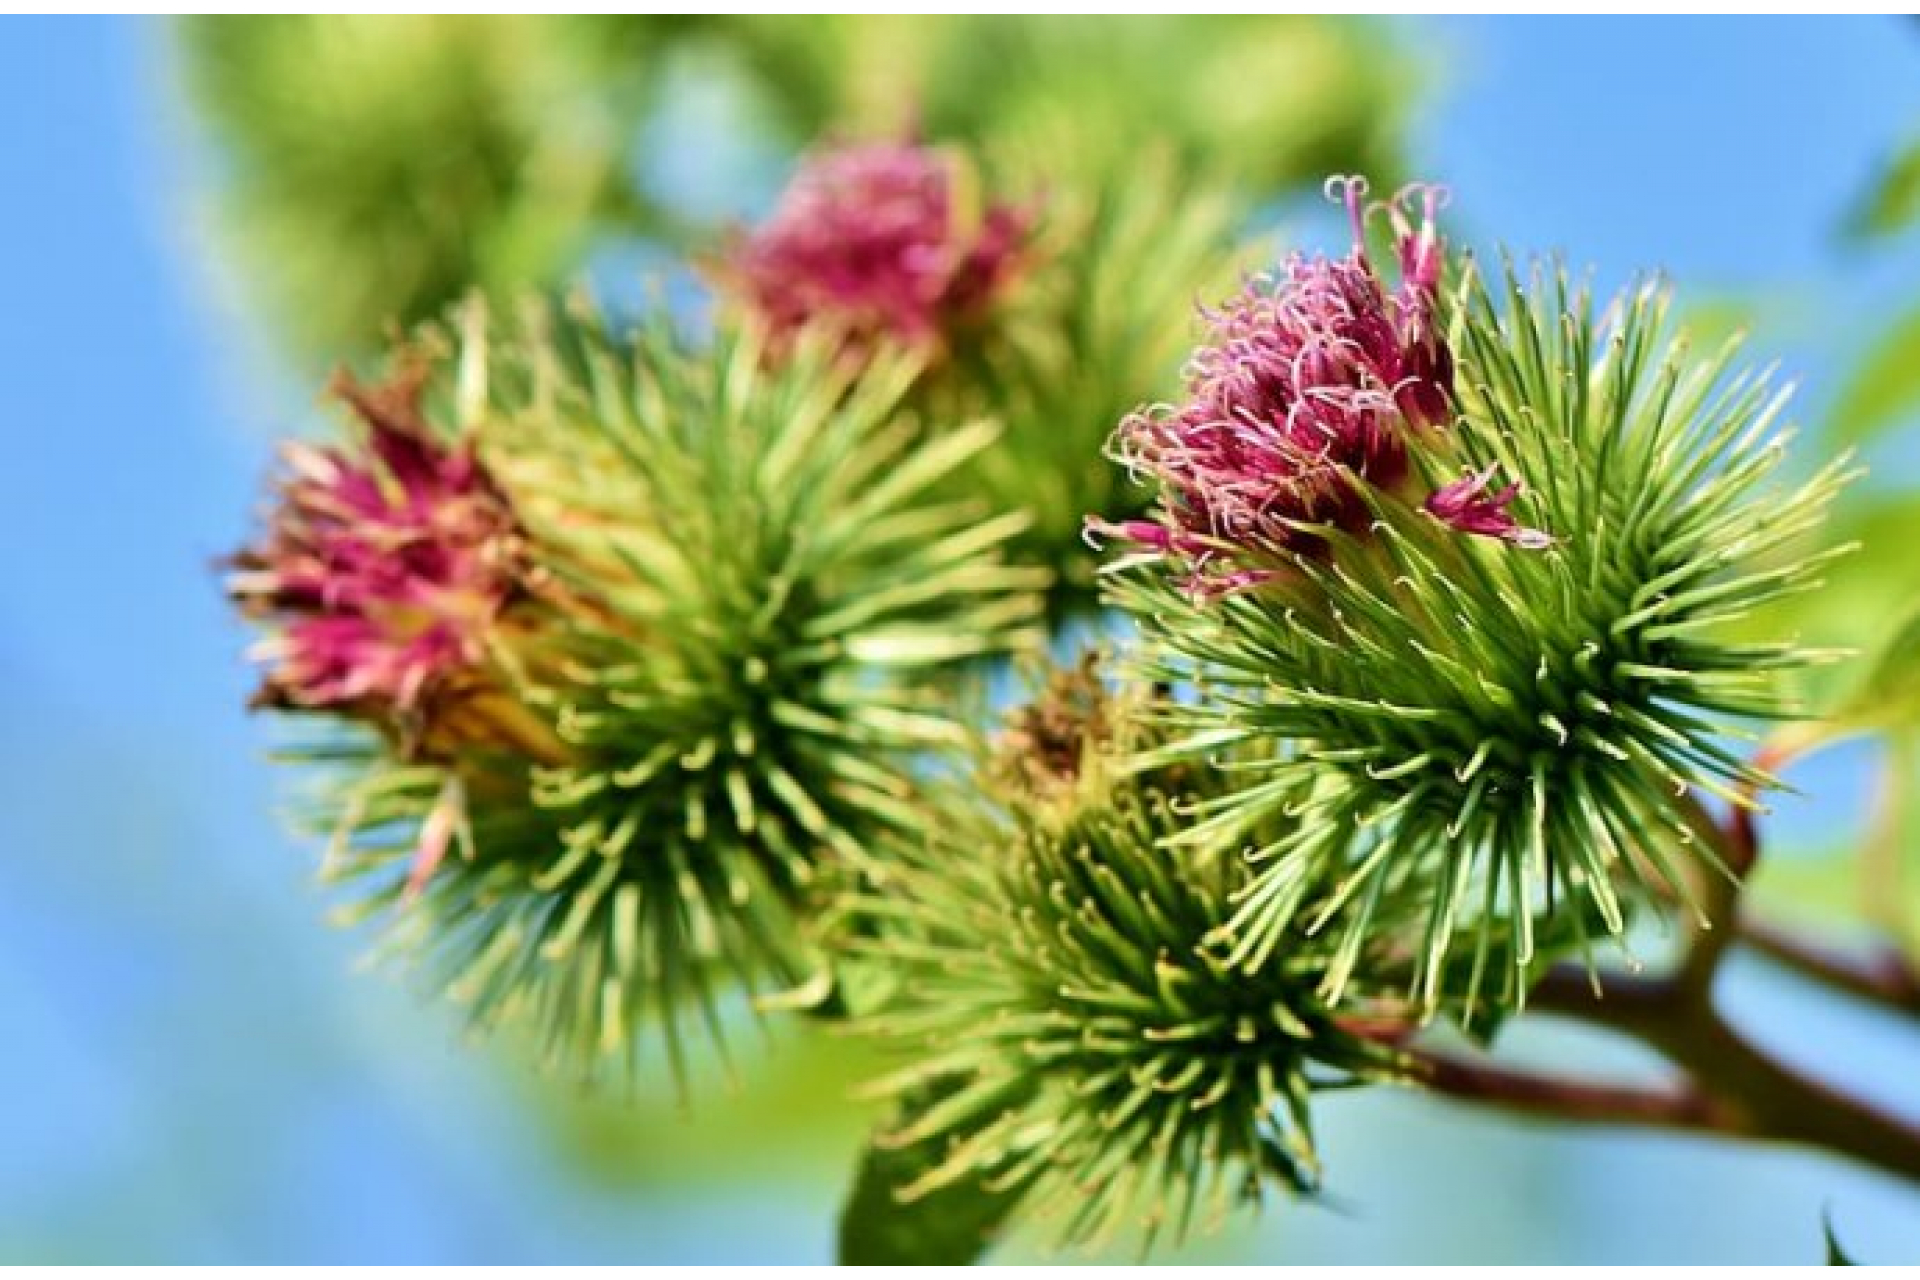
[[3, 16, 1919, 1264]]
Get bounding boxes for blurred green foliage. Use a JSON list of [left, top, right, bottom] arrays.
[[1830, 124, 1920, 450], [838, 1104, 1013, 1265], [509, 1015, 886, 1190], [1737, 124, 1920, 962], [1827, 307, 1920, 451], [176, 16, 678, 362], [716, 16, 1411, 191], [1828, 598, 1920, 736], [1845, 132, 1920, 244], [174, 16, 1413, 366]]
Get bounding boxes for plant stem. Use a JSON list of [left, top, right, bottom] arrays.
[[1522, 965, 1920, 1186], [1408, 786, 1920, 1189], [1675, 796, 1757, 999], [1411, 1049, 1734, 1135]]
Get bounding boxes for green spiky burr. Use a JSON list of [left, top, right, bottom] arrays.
[[846, 665, 1402, 1253], [1103, 258, 1855, 1016], [275, 302, 1048, 1083]]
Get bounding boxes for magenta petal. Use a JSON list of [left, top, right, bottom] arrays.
[[228, 371, 521, 716], [721, 143, 1032, 353], [1087, 174, 1457, 595], [406, 776, 465, 900], [1424, 471, 1552, 549], [1083, 517, 1174, 551]]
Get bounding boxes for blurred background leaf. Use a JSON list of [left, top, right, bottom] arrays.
[[722, 16, 1414, 194], [1825, 305, 1920, 451], [1826, 1210, 1859, 1264], [1844, 129, 1920, 243], [837, 1099, 1017, 1266], [176, 16, 685, 364], [173, 16, 1415, 368], [504, 1018, 885, 1191], [1827, 600, 1920, 735]]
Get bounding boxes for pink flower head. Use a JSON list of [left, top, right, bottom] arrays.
[[1423, 468, 1553, 549], [228, 366, 523, 733], [718, 142, 1032, 355], [1088, 176, 1456, 592]]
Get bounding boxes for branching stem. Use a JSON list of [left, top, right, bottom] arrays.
[[1406, 791, 1920, 1189], [1410, 1048, 1733, 1136]]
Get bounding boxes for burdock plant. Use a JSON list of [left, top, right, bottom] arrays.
[[223, 139, 1920, 1264], [845, 659, 1405, 1256], [231, 303, 1045, 1080], [712, 139, 1253, 618], [1093, 178, 1855, 1012]]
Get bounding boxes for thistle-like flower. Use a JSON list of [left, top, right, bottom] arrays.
[[715, 141, 1032, 357], [715, 142, 1257, 621], [1089, 178, 1546, 593], [227, 363, 548, 759], [849, 663, 1401, 1254], [1422, 467, 1554, 549], [1096, 185, 1855, 1014], [285, 306, 1047, 1082]]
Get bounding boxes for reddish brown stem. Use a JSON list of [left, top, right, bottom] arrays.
[[1408, 789, 1920, 1190], [1412, 1049, 1735, 1135], [1518, 963, 1920, 1186], [1675, 794, 1758, 998]]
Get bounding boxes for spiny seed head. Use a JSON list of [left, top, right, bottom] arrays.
[[851, 661, 1401, 1254], [985, 651, 1122, 803], [287, 303, 1047, 1083], [1100, 238, 1854, 1017], [724, 142, 1257, 623]]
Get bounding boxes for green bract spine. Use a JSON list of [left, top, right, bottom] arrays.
[[298, 304, 1048, 1082], [1106, 262, 1854, 1015], [849, 667, 1402, 1252]]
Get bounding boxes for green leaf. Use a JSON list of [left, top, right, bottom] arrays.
[[1760, 595, 1920, 770], [1827, 303, 1920, 450], [1845, 135, 1920, 242], [1730, 491, 1920, 718], [174, 16, 683, 363], [1828, 597, 1920, 734], [838, 1121, 1020, 1265], [1746, 841, 1862, 927], [1825, 1209, 1858, 1265]]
